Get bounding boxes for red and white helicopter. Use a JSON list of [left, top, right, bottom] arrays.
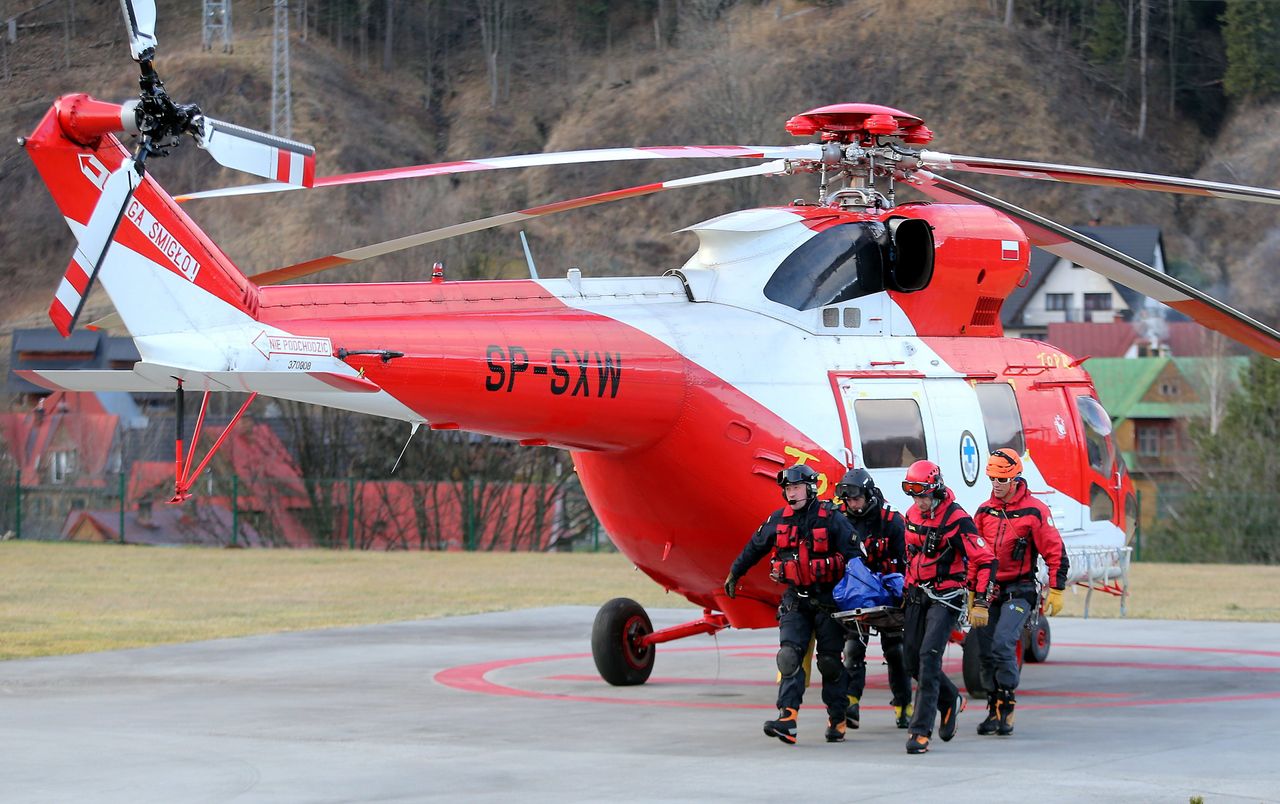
[[18, 1, 1280, 687]]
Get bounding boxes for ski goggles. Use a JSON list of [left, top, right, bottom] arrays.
[[901, 481, 938, 496]]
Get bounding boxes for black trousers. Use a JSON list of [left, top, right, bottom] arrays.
[[777, 592, 846, 720], [902, 590, 961, 737], [843, 625, 912, 707]]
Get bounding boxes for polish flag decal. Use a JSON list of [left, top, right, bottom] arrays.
[[1001, 240, 1019, 260]]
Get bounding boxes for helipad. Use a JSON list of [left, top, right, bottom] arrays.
[[2, 608, 1277, 802]]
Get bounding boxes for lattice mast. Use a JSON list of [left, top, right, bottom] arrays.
[[270, 0, 291, 138], [201, 0, 232, 53]]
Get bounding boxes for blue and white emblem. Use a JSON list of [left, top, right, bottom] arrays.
[[959, 430, 980, 487]]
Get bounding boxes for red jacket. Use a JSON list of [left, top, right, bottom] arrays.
[[975, 479, 1069, 591], [904, 488, 995, 602]]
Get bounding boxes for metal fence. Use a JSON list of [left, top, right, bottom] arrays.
[[0, 470, 610, 552]]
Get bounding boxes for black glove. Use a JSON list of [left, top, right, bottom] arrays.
[[723, 573, 738, 599]]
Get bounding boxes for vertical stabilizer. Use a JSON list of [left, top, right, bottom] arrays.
[[25, 98, 261, 341]]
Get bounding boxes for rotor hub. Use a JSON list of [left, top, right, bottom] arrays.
[[785, 103, 933, 146]]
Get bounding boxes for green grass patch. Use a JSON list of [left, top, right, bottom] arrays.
[[2, 541, 1278, 660]]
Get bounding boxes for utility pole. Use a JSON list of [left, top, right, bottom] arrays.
[[202, 0, 232, 53], [271, 0, 292, 138]]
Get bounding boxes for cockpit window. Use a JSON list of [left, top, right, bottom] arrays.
[[763, 222, 888, 311], [1076, 395, 1115, 476]]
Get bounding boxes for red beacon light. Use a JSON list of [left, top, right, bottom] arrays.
[[784, 102, 933, 146]]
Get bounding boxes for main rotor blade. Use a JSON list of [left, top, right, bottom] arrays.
[[118, 0, 158, 61], [50, 160, 141, 336], [907, 170, 1280, 358], [919, 151, 1280, 205], [175, 144, 820, 202], [249, 160, 789, 286], [195, 117, 316, 187]]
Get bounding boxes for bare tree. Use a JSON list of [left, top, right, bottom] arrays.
[[382, 0, 395, 73], [474, 0, 511, 109], [1136, 0, 1148, 140]]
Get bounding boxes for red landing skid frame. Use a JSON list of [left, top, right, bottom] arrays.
[[635, 610, 731, 649], [169, 380, 258, 503]]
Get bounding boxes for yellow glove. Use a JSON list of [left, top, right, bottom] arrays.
[[966, 590, 974, 611], [1045, 587, 1064, 617], [969, 604, 989, 629]]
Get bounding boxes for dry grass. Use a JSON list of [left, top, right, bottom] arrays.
[[0, 542, 693, 660], [1, 542, 1277, 660]]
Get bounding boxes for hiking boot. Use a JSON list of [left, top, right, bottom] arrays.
[[824, 716, 846, 743], [845, 696, 861, 729], [906, 733, 930, 754], [976, 692, 1000, 735], [939, 694, 965, 742], [763, 707, 798, 745], [997, 689, 1016, 736], [893, 703, 913, 729]]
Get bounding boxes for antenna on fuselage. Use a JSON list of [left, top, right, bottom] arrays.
[[519, 230, 539, 279], [391, 421, 422, 474]]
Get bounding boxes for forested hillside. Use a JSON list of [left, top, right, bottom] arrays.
[[1, 0, 1278, 337]]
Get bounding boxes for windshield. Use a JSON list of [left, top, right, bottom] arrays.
[[763, 222, 888, 310]]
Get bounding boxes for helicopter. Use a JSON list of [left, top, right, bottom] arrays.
[[17, 0, 1280, 689]]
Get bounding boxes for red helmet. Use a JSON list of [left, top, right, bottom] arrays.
[[902, 460, 944, 498]]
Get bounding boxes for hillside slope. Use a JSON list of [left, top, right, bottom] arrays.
[[1, 0, 1276, 343]]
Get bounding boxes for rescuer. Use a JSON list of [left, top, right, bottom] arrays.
[[833, 468, 914, 730], [900, 459, 996, 755], [724, 463, 858, 745], [971, 448, 1069, 736]]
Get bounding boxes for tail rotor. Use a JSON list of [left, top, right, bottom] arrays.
[[48, 0, 315, 336]]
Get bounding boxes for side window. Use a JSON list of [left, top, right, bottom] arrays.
[[855, 399, 926, 468], [975, 383, 1025, 455], [1090, 483, 1115, 522], [1124, 492, 1138, 542], [1076, 395, 1115, 476]]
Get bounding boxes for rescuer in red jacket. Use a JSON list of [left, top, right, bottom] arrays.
[[971, 448, 1069, 736], [900, 459, 996, 755], [724, 463, 858, 745]]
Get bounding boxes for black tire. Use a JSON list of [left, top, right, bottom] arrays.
[[591, 597, 655, 686], [1024, 613, 1051, 663], [961, 630, 988, 699]]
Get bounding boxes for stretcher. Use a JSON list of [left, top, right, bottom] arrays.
[[832, 604, 904, 631]]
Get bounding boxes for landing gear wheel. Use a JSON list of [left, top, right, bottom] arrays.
[[592, 597, 655, 686], [961, 630, 987, 699], [1024, 613, 1051, 663]]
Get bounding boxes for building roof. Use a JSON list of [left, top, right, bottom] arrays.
[[1047, 322, 1137, 359], [1085, 357, 1173, 419], [1077, 225, 1162, 315], [0, 391, 119, 486], [1086, 356, 1249, 421], [1004, 225, 1163, 326], [8, 328, 141, 394], [1171, 356, 1250, 399], [61, 503, 266, 547]]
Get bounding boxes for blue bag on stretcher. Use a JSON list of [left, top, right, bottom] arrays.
[[833, 557, 905, 611]]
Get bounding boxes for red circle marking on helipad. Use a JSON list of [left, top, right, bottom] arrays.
[[434, 642, 1280, 711]]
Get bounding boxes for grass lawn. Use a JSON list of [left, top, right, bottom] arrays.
[[1, 541, 1277, 660]]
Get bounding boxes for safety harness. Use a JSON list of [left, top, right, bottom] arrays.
[[770, 503, 846, 587]]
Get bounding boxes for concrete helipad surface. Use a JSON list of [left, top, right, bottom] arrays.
[[2, 608, 1278, 803]]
